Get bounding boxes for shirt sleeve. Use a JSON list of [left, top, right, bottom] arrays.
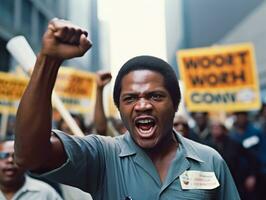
[[216, 157, 241, 200], [35, 130, 105, 194]]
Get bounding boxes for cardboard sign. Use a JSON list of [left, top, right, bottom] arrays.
[[54, 67, 97, 114], [0, 72, 28, 113], [0, 67, 97, 114], [177, 43, 261, 112]]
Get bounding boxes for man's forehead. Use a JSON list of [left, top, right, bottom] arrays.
[[126, 69, 161, 75], [122, 70, 164, 83], [121, 71, 166, 92]]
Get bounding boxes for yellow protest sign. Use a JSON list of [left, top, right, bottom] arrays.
[[54, 67, 97, 114], [0, 72, 28, 114], [0, 67, 97, 115], [177, 43, 261, 112], [108, 94, 119, 118]]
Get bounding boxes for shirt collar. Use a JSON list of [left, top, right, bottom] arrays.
[[118, 132, 137, 157], [18, 176, 41, 192], [173, 130, 204, 163], [118, 130, 204, 163]]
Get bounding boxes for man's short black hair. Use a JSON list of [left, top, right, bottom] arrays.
[[113, 55, 181, 110]]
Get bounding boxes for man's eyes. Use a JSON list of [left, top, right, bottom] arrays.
[[150, 93, 164, 101], [123, 96, 137, 103], [122, 93, 165, 103]]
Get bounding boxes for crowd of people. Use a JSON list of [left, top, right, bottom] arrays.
[[0, 18, 265, 199], [173, 107, 266, 200]]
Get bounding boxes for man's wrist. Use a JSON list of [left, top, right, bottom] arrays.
[[37, 52, 63, 69], [38, 51, 64, 63], [96, 86, 104, 91]]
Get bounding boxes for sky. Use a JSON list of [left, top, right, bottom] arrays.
[[98, 0, 167, 74]]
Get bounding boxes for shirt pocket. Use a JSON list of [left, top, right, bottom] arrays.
[[178, 190, 216, 200]]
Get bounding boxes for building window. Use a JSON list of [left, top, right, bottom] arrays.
[[21, 0, 32, 36], [38, 13, 48, 47], [0, 0, 15, 29]]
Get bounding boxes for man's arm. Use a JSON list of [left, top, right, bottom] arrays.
[[15, 19, 92, 171], [94, 71, 112, 135]]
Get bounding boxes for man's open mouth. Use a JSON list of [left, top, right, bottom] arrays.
[[135, 117, 156, 138]]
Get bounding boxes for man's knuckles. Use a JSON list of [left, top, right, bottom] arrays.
[[49, 18, 88, 43], [80, 35, 92, 50]]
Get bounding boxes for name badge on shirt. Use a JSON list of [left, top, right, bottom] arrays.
[[180, 170, 220, 190]]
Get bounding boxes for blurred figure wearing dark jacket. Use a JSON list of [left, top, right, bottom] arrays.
[[173, 114, 199, 142], [190, 112, 212, 145], [210, 121, 259, 200]]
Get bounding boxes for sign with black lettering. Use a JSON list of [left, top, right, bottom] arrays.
[[0, 68, 97, 114], [177, 43, 261, 112], [0, 72, 28, 113], [54, 67, 96, 114]]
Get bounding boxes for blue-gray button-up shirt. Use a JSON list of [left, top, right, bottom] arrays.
[[39, 130, 240, 200]]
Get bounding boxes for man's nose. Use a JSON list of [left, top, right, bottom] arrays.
[[6, 153, 15, 162], [134, 98, 152, 111]]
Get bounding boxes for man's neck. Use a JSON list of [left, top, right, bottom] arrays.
[[146, 132, 178, 162], [1, 177, 25, 200], [145, 132, 179, 182]]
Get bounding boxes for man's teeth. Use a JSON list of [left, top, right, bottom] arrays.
[[138, 119, 153, 124]]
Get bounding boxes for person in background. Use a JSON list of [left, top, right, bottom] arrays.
[[2, 115, 63, 197], [93, 71, 112, 136], [229, 111, 262, 200], [229, 111, 261, 148], [209, 121, 259, 200], [14, 18, 240, 200], [59, 183, 92, 200], [0, 138, 62, 200], [173, 114, 189, 137], [57, 113, 88, 135], [108, 116, 127, 135], [255, 103, 266, 130], [173, 114, 199, 142], [94, 71, 126, 136], [253, 103, 266, 200], [190, 112, 212, 145], [5, 116, 16, 140]]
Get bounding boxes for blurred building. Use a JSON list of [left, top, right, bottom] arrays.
[[165, 0, 264, 76], [66, 0, 103, 72], [182, 0, 264, 48], [0, 0, 68, 72], [0, 0, 103, 73], [220, 2, 266, 102]]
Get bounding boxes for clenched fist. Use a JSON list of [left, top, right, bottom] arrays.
[[96, 71, 112, 90], [41, 18, 92, 59]]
